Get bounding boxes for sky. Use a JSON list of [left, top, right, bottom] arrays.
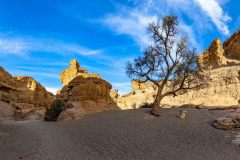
[[0, 0, 239, 95]]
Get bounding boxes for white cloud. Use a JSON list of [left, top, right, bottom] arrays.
[[0, 36, 102, 56], [103, 9, 157, 47], [101, 1, 201, 50], [194, 0, 231, 35], [112, 82, 131, 95], [0, 38, 30, 56], [46, 87, 59, 95], [102, 0, 232, 50]]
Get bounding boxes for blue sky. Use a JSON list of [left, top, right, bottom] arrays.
[[0, 0, 239, 94]]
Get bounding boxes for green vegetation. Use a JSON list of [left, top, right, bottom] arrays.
[[44, 99, 66, 121], [139, 103, 153, 108]]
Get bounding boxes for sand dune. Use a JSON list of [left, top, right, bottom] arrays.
[[0, 108, 240, 160]]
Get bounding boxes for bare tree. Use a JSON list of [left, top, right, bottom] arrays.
[[126, 16, 202, 116]]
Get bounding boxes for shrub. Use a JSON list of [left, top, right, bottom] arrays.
[[139, 102, 153, 108], [44, 99, 66, 121], [131, 103, 137, 109]]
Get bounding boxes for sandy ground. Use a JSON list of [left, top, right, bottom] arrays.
[[0, 108, 240, 160]]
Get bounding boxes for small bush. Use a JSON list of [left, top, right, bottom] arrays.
[[44, 99, 66, 121], [139, 102, 153, 108], [131, 103, 137, 109]]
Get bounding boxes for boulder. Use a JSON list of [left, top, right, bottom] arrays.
[[57, 101, 86, 121], [212, 115, 240, 130], [178, 110, 187, 119], [57, 60, 118, 121]]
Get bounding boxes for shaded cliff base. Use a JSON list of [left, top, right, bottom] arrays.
[[1, 108, 240, 160]]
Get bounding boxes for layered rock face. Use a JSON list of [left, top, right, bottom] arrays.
[[60, 59, 100, 85], [197, 39, 227, 70], [113, 30, 240, 110], [197, 30, 240, 70], [0, 67, 55, 120], [57, 60, 118, 121], [224, 30, 240, 60]]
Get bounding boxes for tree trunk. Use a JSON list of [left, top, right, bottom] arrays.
[[151, 88, 164, 116]]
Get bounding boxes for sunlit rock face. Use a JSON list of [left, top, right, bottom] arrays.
[[224, 30, 240, 60], [113, 30, 240, 110], [60, 59, 100, 86], [197, 30, 240, 70], [0, 67, 55, 120], [57, 60, 118, 121], [197, 39, 227, 70]]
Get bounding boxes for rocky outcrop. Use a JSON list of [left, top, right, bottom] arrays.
[[212, 115, 240, 130], [0, 67, 55, 120], [114, 64, 240, 110], [224, 30, 240, 60], [57, 60, 118, 121], [113, 30, 240, 110], [197, 39, 227, 70], [197, 30, 240, 70], [60, 59, 100, 85]]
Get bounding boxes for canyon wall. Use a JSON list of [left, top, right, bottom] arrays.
[[113, 30, 240, 110], [0, 67, 55, 120]]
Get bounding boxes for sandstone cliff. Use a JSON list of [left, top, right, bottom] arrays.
[[57, 60, 118, 121], [0, 67, 55, 120], [224, 30, 240, 60], [197, 30, 240, 70], [60, 59, 100, 85], [113, 30, 240, 110], [197, 39, 227, 70]]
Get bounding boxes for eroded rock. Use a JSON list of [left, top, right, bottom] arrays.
[[113, 30, 240, 110], [60, 59, 100, 85], [224, 30, 240, 60], [197, 39, 226, 70], [178, 110, 188, 119], [0, 67, 55, 120], [57, 60, 118, 121], [212, 115, 240, 130]]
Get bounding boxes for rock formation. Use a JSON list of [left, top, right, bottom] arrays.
[[60, 59, 100, 85], [113, 30, 240, 110], [224, 30, 240, 60], [57, 60, 118, 121], [0, 67, 55, 120], [197, 30, 240, 70], [197, 39, 227, 70]]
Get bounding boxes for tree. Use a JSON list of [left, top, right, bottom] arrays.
[[126, 16, 203, 116]]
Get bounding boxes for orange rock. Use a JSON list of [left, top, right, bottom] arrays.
[[224, 30, 240, 60], [197, 39, 226, 70], [60, 59, 100, 85], [58, 61, 119, 121], [0, 66, 55, 120]]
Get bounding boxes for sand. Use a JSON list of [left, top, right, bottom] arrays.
[[0, 108, 240, 160]]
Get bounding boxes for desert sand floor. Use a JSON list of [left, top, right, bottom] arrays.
[[0, 108, 240, 160]]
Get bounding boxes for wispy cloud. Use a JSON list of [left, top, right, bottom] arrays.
[[0, 36, 102, 56], [101, 1, 200, 50], [0, 38, 29, 56], [46, 87, 59, 95], [194, 0, 231, 35], [101, 0, 232, 50], [112, 82, 132, 95], [102, 8, 157, 47]]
